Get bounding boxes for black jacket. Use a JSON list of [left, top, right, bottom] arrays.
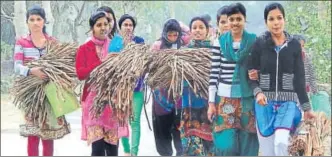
[[248, 31, 311, 111]]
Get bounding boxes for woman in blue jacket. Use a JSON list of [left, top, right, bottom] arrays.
[[108, 14, 144, 156]]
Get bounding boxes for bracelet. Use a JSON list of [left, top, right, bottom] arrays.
[[27, 69, 31, 75]]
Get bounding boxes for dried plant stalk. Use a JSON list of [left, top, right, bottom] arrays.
[[89, 43, 211, 124], [12, 41, 78, 123]]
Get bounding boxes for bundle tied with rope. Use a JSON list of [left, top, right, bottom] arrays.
[[88, 43, 212, 125], [12, 41, 79, 124], [288, 112, 331, 156]]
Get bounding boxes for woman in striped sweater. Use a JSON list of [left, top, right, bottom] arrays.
[[207, 3, 259, 156], [293, 34, 318, 94], [14, 5, 70, 156]]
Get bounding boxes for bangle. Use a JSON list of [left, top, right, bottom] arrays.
[[27, 69, 31, 75]]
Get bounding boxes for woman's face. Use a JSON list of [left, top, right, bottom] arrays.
[[121, 19, 134, 34], [218, 15, 230, 34], [266, 8, 285, 37], [92, 17, 110, 40], [228, 13, 245, 35], [167, 31, 179, 43], [27, 14, 45, 33], [191, 20, 208, 40], [107, 13, 115, 33]]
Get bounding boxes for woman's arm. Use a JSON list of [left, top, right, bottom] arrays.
[[304, 54, 318, 93], [293, 44, 311, 111], [13, 39, 30, 76], [208, 48, 221, 104], [247, 39, 262, 96], [135, 36, 144, 44], [75, 46, 99, 80]]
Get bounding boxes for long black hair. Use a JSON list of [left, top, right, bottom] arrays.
[[264, 2, 285, 23], [97, 6, 117, 38]]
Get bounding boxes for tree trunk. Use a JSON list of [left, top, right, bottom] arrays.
[[13, 1, 28, 38], [42, 1, 54, 35], [168, 1, 175, 18], [317, 1, 327, 25]]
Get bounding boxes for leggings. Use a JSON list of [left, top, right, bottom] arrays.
[[27, 136, 54, 156], [91, 139, 118, 156]]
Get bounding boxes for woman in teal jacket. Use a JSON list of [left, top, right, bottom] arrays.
[[109, 14, 144, 156]]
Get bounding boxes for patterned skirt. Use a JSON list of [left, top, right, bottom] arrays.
[[20, 113, 70, 140], [180, 107, 214, 156], [212, 96, 259, 156], [213, 97, 256, 133]]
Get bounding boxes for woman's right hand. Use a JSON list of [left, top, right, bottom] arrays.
[[248, 69, 258, 80], [207, 103, 216, 122], [30, 67, 48, 79], [256, 92, 268, 106]]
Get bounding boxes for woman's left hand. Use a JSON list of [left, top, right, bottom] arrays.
[[104, 53, 118, 61]]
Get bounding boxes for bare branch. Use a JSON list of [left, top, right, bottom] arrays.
[[75, 1, 86, 26], [53, 1, 60, 15], [0, 7, 14, 20]]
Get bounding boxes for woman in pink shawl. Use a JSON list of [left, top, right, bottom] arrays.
[[75, 11, 119, 156]]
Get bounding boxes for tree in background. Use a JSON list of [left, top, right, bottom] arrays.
[[285, 1, 331, 85], [0, 1, 331, 94]]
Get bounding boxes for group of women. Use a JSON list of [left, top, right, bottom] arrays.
[[14, 2, 317, 156]]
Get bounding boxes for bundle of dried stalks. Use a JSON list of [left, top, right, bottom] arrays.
[[12, 41, 78, 123], [288, 112, 331, 156], [146, 48, 211, 100], [88, 43, 211, 124], [88, 43, 151, 125]]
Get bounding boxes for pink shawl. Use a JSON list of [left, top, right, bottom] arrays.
[[81, 36, 129, 141]]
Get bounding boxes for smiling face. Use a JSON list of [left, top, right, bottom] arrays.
[[191, 20, 208, 40], [228, 13, 245, 35], [266, 8, 285, 37], [27, 14, 45, 33], [92, 17, 110, 40]]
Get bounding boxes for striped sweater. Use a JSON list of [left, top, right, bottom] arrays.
[[14, 34, 55, 76], [208, 39, 238, 103], [303, 52, 318, 93]]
